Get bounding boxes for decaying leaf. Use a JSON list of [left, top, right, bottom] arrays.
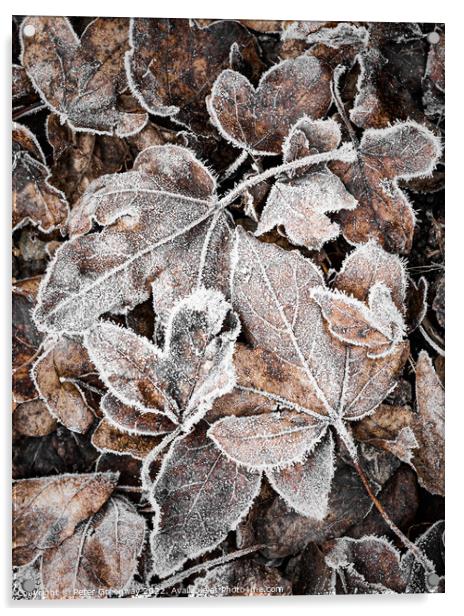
[[256, 117, 357, 250], [13, 123, 69, 233], [208, 55, 332, 154], [32, 336, 97, 434], [331, 121, 441, 253], [126, 18, 260, 132], [401, 520, 445, 592], [13, 472, 118, 566], [91, 419, 163, 460], [20, 17, 147, 135], [85, 288, 239, 431], [41, 496, 145, 599], [34, 145, 232, 333], [13, 398, 57, 438], [101, 393, 175, 436], [150, 424, 261, 578]]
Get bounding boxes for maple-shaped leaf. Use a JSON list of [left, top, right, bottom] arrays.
[[32, 336, 97, 434], [150, 424, 261, 578], [20, 17, 147, 135], [13, 472, 118, 566], [209, 230, 408, 517], [331, 121, 441, 253], [208, 55, 332, 155], [41, 496, 145, 599], [13, 123, 69, 233], [12, 276, 43, 403], [34, 145, 232, 333], [255, 117, 357, 250], [325, 535, 406, 594], [126, 18, 260, 132], [85, 289, 239, 431], [411, 351, 444, 496]]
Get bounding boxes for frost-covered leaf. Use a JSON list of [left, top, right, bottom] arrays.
[[12, 64, 36, 104], [32, 336, 97, 434], [13, 123, 69, 233], [411, 351, 445, 496], [267, 432, 335, 518], [256, 118, 357, 250], [331, 121, 441, 253], [208, 410, 328, 469], [13, 398, 57, 438], [208, 55, 332, 155], [150, 424, 261, 578], [101, 393, 175, 436], [85, 289, 239, 431], [325, 536, 406, 594], [189, 559, 292, 596], [20, 17, 147, 135], [12, 276, 43, 403], [13, 472, 118, 566], [423, 30, 445, 118], [41, 496, 145, 599], [34, 145, 232, 333], [92, 419, 163, 460], [126, 18, 260, 132], [401, 520, 445, 593], [311, 283, 405, 358]]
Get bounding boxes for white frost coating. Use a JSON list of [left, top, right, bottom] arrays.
[[150, 428, 262, 578], [207, 55, 331, 155], [267, 431, 335, 518], [305, 23, 369, 49], [401, 520, 444, 593], [208, 410, 328, 470], [100, 393, 175, 437], [85, 288, 239, 431], [282, 116, 342, 163]]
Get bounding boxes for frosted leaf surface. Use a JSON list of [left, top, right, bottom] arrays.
[[91, 419, 164, 460], [13, 472, 118, 566], [331, 121, 441, 253], [20, 17, 147, 135], [101, 393, 176, 436], [85, 288, 239, 430], [34, 145, 231, 333], [208, 410, 328, 469], [41, 496, 145, 599], [150, 425, 261, 578], [13, 123, 69, 233], [411, 351, 445, 495], [306, 23, 368, 49], [32, 336, 96, 434], [208, 55, 332, 154], [267, 432, 335, 518], [126, 18, 260, 132], [401, 520, 445, 593]]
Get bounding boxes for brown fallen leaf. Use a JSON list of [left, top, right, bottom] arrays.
[[401, 520, 445, 592], [12, 64, 37, 105], [208, 55, 332, 154], [101, 393, 175, 436], [32, 336, 97, 434], [331, 121, 441, 253], [13, 398, 57, 437], [20, 17, 147, 135], [91, 419, 163, 460], [13, 122, 69, 233], [126, 18, 260, 133], [13, 472, 118, 566], [41, 496, 145, 599]]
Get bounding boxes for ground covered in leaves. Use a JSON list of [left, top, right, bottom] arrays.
[[12, 17, 444, 599]]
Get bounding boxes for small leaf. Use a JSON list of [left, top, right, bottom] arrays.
[[13, 399, 57, 438], [101, 393, 175, 436], [91, 419, 163, 459], [13, 472, 118, 566]]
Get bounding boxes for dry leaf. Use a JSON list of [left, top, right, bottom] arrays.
[[13, 122, 69, 233], [332, 121, 441, 253], [401, 520, 445, 592], [101, 393, 175, 436], [208, 55, 332, 154], [20, 17, 147, 135], [13, 472, 118, 566], [13, 398, 57, 437], [41, 496, 145, 599], [91, 419, 162, 460]]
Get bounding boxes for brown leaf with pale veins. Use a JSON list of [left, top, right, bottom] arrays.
[[150, 424, 261, 578], [13, 472, 118, 566], [85, 288, 239, 432], [13, 123, 69, 233], [101, 393, 176, 436], [208, 55, 332, 154], [34, 145, 232, 333], [20, 17, 147, 135], [32, 336, 97, 434], [126, 18, 260, 133], [256, 118, 357, 250], [331, 121, 441, 253], [411, 351, 445, 496], [12, 64, 37, 104], [91, 419, 163, 460], [41, 496, 145, 599], [13, 398, 57, 438]]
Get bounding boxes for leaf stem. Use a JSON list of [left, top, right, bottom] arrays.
[[334, 420, 435, 574], [141, 427, 182, 492]]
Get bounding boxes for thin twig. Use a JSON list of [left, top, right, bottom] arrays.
[[13, 102, 47, 120], [221, 149, 248, 182]]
